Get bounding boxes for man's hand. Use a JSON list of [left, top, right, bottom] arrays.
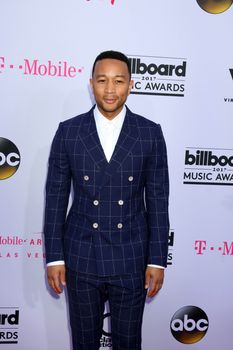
[[47, 265, 66, 294], [145, 267, 164, 298]]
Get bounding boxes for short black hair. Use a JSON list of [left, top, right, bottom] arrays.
[[92, 50, 131, 79]]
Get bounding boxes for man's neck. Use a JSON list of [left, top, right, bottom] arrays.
[[96, 106, 125, 120]]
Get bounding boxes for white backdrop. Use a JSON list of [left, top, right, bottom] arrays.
[[1, 1, 233, 349]]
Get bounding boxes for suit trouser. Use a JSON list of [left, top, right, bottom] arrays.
[[66, 268, 147, 350]]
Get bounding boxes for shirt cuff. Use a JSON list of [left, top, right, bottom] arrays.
[[147, 264, 165, 269], [47, 260, 65, 266]]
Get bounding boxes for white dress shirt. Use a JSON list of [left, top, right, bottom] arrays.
[[47, 105, 164, 270], [94, 105, 126, 162]]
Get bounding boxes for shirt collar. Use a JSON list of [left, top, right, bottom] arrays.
[[94, 105, 126, 129]]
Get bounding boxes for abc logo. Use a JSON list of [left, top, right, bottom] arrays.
[[0, 138, 20, 180], [102, 312, 111, 337], [197, 0, 233, 14], [170, 306, 209, 344]]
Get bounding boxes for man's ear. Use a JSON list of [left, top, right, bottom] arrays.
[[128, 80, 134, 95], [89, 78, 93, 90]]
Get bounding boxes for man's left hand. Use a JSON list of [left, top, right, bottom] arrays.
[[145, 267, 164, 298]]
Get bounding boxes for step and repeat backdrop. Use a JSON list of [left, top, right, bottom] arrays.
[[1, 1, 233, 349]]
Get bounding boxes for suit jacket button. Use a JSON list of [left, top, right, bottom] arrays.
[[118, 200, 124, 205], [128, 176, 133, 182], [93, 223, 98, 229], [93, 200, 99, 206], [117, 223, 123, 229], [84, 175, 89, 181]]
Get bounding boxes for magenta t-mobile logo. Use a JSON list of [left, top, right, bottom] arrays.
[[0, 57, 84, 78], [195, 240, 233, 256], [86, 0, 116, 5]]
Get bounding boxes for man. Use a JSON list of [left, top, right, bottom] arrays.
[[44, 50, 169, 350]]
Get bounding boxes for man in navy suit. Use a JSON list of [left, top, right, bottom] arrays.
[[44, 50, 169, 350]]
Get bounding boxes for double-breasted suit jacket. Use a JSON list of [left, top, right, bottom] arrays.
[[44, 106, 169, 276]]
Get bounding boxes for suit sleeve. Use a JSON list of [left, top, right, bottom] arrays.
[[43, 123, 71, 264], [145, 124, 169, 267]]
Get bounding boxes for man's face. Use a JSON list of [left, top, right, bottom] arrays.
[[90, 58, 133, 119]]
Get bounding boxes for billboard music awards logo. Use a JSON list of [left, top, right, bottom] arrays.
[[0, 138, 20, 180], [0, 56, 84, 78], [167, 230, 175, 265], [128, 55, 187, 97], [229, 68, 233, 79], [195, 240, 233, 256], [170, 306, 209, 344], [224, 68, 233, 103], [196, 0, 233, 14], [183, 147, 233, 185], [0, 308, 19, 344]]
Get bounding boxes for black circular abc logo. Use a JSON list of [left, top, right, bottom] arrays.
[[197, 0, 233, 14], [0, 138, 20, 180], [170, 306, 209, 344]]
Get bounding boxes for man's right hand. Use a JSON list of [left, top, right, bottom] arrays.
[[47, 265, 66, 294]]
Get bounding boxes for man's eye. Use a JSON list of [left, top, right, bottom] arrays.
[[116, 80, 124, 84], [98, 79, 105, 83]]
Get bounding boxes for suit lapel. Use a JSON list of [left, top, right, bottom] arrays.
[[79, 107, 108, 170]]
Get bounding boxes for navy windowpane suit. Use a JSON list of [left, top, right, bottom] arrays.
[[44, 105, 169, 349]]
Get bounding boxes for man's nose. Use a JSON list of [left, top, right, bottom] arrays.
[[105, 80, 115, 93]]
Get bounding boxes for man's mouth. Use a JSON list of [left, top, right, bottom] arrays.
[[104, 97, 117, 104]]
